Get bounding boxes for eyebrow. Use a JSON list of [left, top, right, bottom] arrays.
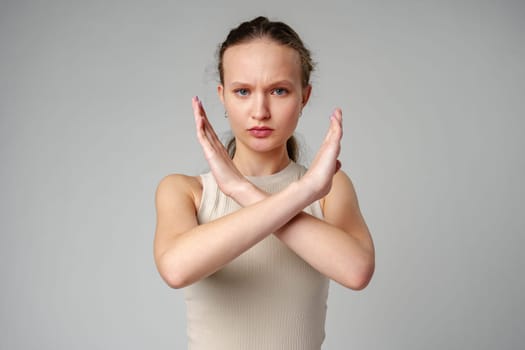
[[229, 80, 295, 87], [228, 82, 249, 87]]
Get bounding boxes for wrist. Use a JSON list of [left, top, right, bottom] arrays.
[[297, 175, 323, 203], [232, 180, 267, 206]]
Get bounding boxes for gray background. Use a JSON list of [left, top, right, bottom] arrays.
[[1, 0, 524, 349]]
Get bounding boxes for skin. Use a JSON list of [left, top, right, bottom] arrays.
[[218, 39, 307, 176], [153, 38, 375, 290]]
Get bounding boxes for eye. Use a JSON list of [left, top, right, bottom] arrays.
[[234, 88, 249, 96], [272, 88, 288, 96]]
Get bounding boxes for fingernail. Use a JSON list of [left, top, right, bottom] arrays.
[[194, 96, 200, 102]]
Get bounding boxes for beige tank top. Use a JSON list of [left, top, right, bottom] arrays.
[[184, 161, 329, 350]]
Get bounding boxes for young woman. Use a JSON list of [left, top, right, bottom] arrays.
[[154, 16, 375, 349]]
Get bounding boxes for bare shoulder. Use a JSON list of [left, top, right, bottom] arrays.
[[321, 170, 360, 213], [155, 173, 203, 211], [154, 174, 203, 261], [332, 169, 356, 192], [321, 169, 368, 234]]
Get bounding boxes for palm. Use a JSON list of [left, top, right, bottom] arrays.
[[304, 108, 343, 199], [192, 97, 245, 197]]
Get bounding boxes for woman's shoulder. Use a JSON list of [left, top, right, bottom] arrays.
[[157, 173, 202, 190], [321, 169, 361, 213], [155, 173, 203, 210], [320, 169, 355, 211]]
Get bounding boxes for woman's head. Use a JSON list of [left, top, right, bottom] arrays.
[[217, 17, 314, 162], [218, 16, 314, 88]]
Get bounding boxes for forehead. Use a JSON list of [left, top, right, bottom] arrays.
[[222, 39, 302, 84]]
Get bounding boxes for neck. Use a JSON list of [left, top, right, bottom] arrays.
[[233, 146, 291, 177]]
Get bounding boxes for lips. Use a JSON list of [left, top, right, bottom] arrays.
[[248, 126, 274, 138]]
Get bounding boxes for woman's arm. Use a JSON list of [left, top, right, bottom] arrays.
[[195, 98, 375, 290], [153, 97, 340, 289], [224, 171, 375, 290], [222, 155, 374, 289], [205, 169, 375, 290], [274, 170, 375, 290], [154, 170, 321, 289]]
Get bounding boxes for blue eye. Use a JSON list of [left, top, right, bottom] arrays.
[[272, 88, 288, 96], [235, 88, 249, 96]]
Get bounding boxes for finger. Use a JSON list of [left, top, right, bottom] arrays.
[[192, 96, 202, 117], [192, 97, 214, 154], [201, 110, 223, 146], [192, 97, 215, 144], [333, 107, 342, 123], [324, 114, 340, 144], [329, 109, 343, 140], [193, 98, 222, 146], [192, 97, 206, 132], [193, 98, 230, 158], [198, 108, 230, 159]]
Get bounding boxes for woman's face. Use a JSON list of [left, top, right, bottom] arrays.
[[218, 38, 311, 156]]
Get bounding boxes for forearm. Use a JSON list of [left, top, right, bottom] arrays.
[[233, 178, 375, 290], [274, 212, 375, 289], [160, 180, 315, 288]]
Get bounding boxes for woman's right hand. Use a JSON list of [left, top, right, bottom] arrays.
[[192, 96, 250, 200], [301, 108, 343, 200]]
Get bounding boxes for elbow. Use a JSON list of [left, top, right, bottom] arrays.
[[162, 270, 189, 289], [157, 255, 191, 289], [341, 258, 375, 291], [351, 264, 375, 291]]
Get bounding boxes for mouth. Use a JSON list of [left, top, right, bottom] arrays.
[[248, 126, 274, 138], [248, 126, 273, 131]]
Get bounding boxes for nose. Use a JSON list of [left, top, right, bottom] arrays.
[[251, 93, 270, 120]]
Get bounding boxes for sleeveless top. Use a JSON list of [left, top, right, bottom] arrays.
[[184, 161, 330, 350]]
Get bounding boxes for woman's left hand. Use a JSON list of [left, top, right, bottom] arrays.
[[300, 108, 343, 200], [192, 96, 248, 199]]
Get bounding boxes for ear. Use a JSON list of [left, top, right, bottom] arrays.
[[217, 84, 225, 104], [301, 84, 312, 107]]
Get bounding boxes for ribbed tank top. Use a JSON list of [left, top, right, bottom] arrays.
[[183, 161, 329, 350]]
